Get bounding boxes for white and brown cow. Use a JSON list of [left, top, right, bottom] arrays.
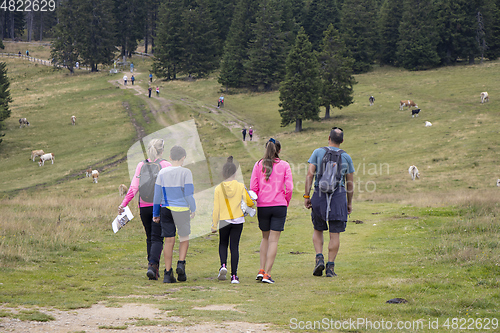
[[38, 153, 55, 166], [30, 149, 45, 162], [400, 100, 418, 110], [408, 165, 420, 181], [480, 92, 489, 104], [71, 115, 76, 125], [19, 118, 30, 128], [92, 170, 99, 183]]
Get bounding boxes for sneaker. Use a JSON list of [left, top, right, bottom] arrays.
[[231, 275, 240, 284], [313, 254, 325, 276], [163, 268, 176, 283], [147, 263, 159, 280], [326, 262, 337, 277], [262, 273, 274, 284], [256, 269, 265, 281], [218, 264, 227, 280], [176, 261, 187, 282]]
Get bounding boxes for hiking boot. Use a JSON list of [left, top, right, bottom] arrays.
[[256, 269, 265, 281], [147, 263, 159, 280], [218, 264, 227, 281], [176, 261, 187, 282], [313, 254, 325, 276], [326, 262, 337, 277], [262, 273, 274, 284], [231, 275, 240, 284], [163, 268, 176, 283]]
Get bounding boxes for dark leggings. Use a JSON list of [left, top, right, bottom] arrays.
[[140, 206, 164, 265], [218, 221, 243, 276]]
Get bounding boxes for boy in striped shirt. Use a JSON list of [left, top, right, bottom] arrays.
[[153, 145, 196, 283]]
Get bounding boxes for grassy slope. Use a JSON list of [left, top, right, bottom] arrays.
[[0, 51, 499, 332]]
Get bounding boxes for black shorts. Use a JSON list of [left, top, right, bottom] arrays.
[[160, 207, 191, 238], [257, 206, 287, 232], [311, 209, 346, 233]]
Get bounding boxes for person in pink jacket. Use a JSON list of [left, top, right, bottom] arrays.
[[118, 139, 171, 279], [250, 138, 293, 284]]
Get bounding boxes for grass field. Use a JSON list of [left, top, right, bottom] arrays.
[[0, 45, 499, 332]]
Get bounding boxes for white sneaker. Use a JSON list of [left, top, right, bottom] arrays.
[[231, 275, 240, 284], [218, 264, 227, 280]]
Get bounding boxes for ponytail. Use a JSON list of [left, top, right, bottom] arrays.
[[261, 138, 281, 181], [147, 139, 164, 162]]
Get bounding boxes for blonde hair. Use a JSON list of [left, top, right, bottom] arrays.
[[147, 139, 164, 161]]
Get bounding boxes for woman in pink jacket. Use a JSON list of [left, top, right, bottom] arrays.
[[250, 138, 293, 284], [118, 139, 171, 279]]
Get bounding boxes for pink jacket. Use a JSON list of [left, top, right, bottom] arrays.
[[250, 159, 293, 207], [121, 159, 171, 208]]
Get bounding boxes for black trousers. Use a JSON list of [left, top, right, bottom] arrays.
[[218, 221, 243, 276]]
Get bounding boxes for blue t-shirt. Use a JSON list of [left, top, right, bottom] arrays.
[[308, 147, 355, 188]]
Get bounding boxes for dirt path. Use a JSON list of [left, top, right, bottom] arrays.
[[0, 303, 284, 332]]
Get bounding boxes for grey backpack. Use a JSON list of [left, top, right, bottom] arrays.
[[318, 147, 344, 194], [138, 159, 164, 202]]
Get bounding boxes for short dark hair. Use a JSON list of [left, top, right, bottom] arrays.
[[222, 156, 237, 179], [329, 128, 344, 144], [170, 145, 186, 161]]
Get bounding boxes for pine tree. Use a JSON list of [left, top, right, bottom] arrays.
[[378, 0, 403, 66], [317, 24, 356, 119], [278, 28, 320, 132], [0, 62, 12, 145], [244, 0, 286, 91], [218, 0, 258, 89], [114, 0, 147, 58], [153, 0, 184, 80], [340, 0, 377, 73], [398, 0, 440, 70], [482, 0, 500, 60], [178, 0, 220, 78], [303, 0, 340, 51]]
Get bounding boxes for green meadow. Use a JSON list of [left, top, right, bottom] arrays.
[[0, 46, 499, 332]]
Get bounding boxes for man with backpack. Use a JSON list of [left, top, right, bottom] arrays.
[[303, 127, 354, 277]]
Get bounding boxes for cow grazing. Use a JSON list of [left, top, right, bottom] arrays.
[[30, 150, 44, 162], [369, 96, 375, 106], [92, 170, 99, 183], [400, 100, 418, 110], [38, 153, 55, 166], [425, 121, 432, 127], [119, 184, 128, 196], [71, 115, 76, 125], [480, 92, 489, 104], [411, 109, 421, 117], [408, 165, 420, 181], [86, 168, 92, 177], [19, 118, 30, 128]]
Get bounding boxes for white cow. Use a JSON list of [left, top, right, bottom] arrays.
[[38, 153, 55, 166], [30, 149, 44, 162], [408, 165, 420, 181], [92, 170, 99, 183], [480, 92, 489, 104], [425, 121, 432, 127], [71, 115, 76, 125]]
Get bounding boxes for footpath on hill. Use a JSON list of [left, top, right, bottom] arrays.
[[1, 73, 280, 333]]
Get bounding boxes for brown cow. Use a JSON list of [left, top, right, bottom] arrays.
[[399, 100, 418, 110]]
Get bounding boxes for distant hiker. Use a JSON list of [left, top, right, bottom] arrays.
[[26, 50, 29, 56], [304, 127, 354, 278], [218, 95, 224, 108], [130, 63, 134, 73], [153, 145, 196, 283], [18, 51, 21, 57], [131, 75, 135, 85], [148, 87, 152, 98], [249, 127, 253, 141], [118, 139, 171, 280], [156, 86, 160, 96], [212, 156, 255, 284], [75, 61, 79, 69], [123, 75, 128, 85], [250, 138, 293, 284], [242, 128, 247, 141], [149, 73, 153, 82]]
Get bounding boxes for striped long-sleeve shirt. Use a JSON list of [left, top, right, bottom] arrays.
[[153, 166, 196, 217]]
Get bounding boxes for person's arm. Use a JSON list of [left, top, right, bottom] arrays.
[[284, 163, 294, 205], [152, 183, 162, 222], [304, 163, 316, 209], [345, 172, 354, 214], [211, 187, 220, 232], [119, 162, 142, 213], [250, 162, 259, 195], [183, 171, 196, 217]]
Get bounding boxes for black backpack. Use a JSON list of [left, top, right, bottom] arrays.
[[138, 159, 164, 202], [318, 147, 344, 194]]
